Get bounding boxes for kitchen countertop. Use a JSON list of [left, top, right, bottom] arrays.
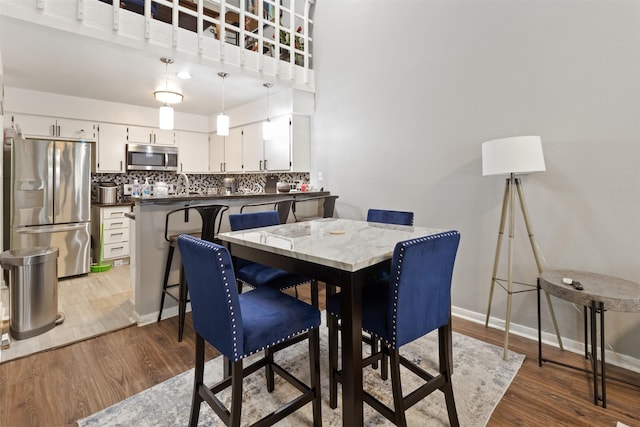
[[129, 191, 329, 205], [91, 201, 135, 208]]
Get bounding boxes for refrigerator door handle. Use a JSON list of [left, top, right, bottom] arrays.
[[14, 224, 87, 234], [53, 144, 61, 215]]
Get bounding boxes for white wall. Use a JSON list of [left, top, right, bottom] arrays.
[[312, 1, 640, 362]]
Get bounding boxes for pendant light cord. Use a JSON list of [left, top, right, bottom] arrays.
[[264, 82, 273, 122], [218, 72, 228, 114]]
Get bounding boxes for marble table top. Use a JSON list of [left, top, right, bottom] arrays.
[[540, 270, 640, 312], [218, 218, 446, 272]]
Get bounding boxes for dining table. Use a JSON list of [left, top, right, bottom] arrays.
[[217, 217, 445, 426]]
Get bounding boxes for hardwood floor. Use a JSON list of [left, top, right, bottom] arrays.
[[0, 282, 638, 426]]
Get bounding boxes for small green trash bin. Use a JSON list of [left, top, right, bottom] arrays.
[[0, 247, 63, 340]]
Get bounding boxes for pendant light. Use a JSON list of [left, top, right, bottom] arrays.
[[262, 82, 274, 140], [158, 105, 174, 130], [154, 58, 183, 130], [217, 72, 230, 136]]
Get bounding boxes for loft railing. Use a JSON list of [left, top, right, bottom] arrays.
[[8, 0, 314, 87]]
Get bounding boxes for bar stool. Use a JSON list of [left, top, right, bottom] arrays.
[[329, 208, 416, 374], [327, 231, 461, 426], [157, 203, 228, 341], [292, 195, 339, 222], [177, 235, 322, 427]]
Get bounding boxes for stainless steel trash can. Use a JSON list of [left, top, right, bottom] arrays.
[[0, 247, 62, 340]]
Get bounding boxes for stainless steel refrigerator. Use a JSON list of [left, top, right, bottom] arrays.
[[8, 138, 91, 278]]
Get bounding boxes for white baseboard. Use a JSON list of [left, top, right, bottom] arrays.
[[452, 305, 640, 374], [136, 303, 192, 327]]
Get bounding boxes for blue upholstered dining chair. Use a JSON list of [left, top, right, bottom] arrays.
[[367, 208, 414, 226], [365, 208, 415, 371], [229, 211, 319, 307], [177, 235, 322, 427], [326, 230, 461, 427]]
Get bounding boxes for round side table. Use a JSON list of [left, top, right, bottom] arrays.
[[537, 269, 640, 407]]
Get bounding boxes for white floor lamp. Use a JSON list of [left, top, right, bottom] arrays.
[[482, 136, 563, 360]]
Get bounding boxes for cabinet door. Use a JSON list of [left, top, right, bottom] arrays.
[[96, 123, 128, 172], [57, 118, 96, 140], [291, 116, 310, 172], [175, 131, 209, 173], [242, 122, 264, 172], [225, 127, 244, 172], [9, 114, 56, 137], [264, 115, 291, 171], [127, 125, 153, 143], [152, 128, 175, 145], [209, 133, 226, 172]]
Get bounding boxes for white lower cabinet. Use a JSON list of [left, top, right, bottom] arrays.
[[91, 205, 132, 264]]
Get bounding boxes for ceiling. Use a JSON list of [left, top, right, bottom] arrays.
[[0, 14, 287, 116]]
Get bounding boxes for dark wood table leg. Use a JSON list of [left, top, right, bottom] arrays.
[[590, 301, 598, 406], [340, 271, 364, 426], [599, 302, 606, 407]]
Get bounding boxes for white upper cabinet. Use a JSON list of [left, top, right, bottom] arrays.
[[127, 126, 175, 145], [175, 131, 210, 173], [95, 123, 128, 173], [291, 115, 310, 172], [225, 127, 244, 172], [7, 114, 96, 140], [56, 118, 96, 140], [241, 122, 264, 172], [264, 115, 292, 171], [209, 133, 226, 173]]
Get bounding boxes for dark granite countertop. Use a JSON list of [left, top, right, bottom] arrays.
[[92, 201, 135, 208]]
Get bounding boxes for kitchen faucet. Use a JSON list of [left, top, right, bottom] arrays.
[[177, 173, 190, 195]]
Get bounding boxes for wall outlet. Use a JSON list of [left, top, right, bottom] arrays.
[[317, 172, 323, 182]]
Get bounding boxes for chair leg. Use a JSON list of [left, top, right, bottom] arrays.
[[380, 341, 389, 381], [158, 245, 175, 322], [311, 280, 319, 308], [230, 360, 244, 427], [439, 325, 460, 427], [328, 313, 339, 409], [308, 328, 322, 427], [371, 335, 379, 370], [265, 348, 275, 392], [178, 266, 187, 342], [389, 348, 407, 427], [189, 333, 205, 427]]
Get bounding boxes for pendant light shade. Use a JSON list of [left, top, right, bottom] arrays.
[[217, 113, 230, 136], [217, 72, 230, 136], [262, 82, 274, 140], [159, 104, 174, 130], [155, 58, 182, 130]]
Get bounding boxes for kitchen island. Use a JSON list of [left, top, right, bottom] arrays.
[[129, 191, 330, 323]]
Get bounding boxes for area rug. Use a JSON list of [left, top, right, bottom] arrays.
[[78, 318, 524, 426]]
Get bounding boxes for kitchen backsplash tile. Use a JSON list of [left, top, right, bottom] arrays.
[[91, 172, 310, 202]]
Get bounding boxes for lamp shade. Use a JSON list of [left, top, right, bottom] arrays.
[[217, 113, 229, 136], [159, 105, 174, 130], [482, 136, 546, 176]]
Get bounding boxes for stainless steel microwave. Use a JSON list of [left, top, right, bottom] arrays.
[[126, 143, 178, 171]]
